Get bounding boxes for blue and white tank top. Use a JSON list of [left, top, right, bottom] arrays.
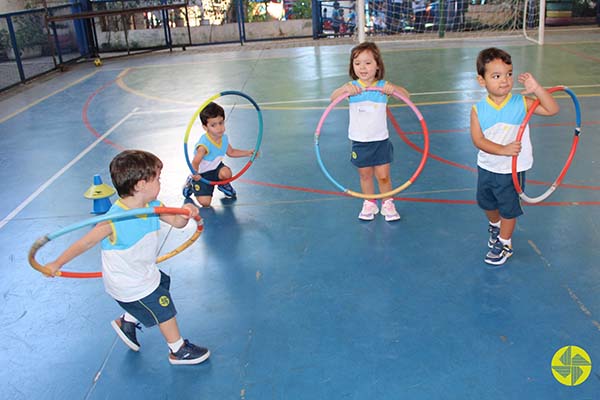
[[348, 80, 389, 142], [473, 93, 532, 173], [195, 133, 229, 173], [101, 199, 162, 302]]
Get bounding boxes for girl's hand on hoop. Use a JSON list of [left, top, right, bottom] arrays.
[[345, 83, 362, 96], [382, 82, 395, 96]]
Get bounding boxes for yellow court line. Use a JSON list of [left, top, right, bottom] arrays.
[[125, 92, 600, 113], [116, 67, 198, 105], [0, 71, 99, 124], [115, 62, 600, 110], [259, 93, 600, 111]]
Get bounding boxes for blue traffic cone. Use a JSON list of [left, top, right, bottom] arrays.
[[83, 174, 116, 214]]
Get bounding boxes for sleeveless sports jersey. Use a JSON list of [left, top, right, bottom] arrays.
[[473, 93, 532, 173], [101, 199, 162, 302], [194, 133, 230, 173], [348, 80, 389, 142]]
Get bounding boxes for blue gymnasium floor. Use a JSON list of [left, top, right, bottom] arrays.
[[1, 30, 599, 399]]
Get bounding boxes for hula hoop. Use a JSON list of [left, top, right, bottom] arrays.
[[28, 207, 203, 278], [183, 90, 263, 186], [511, 86, 582, 204], [314, 87, 429, 200]]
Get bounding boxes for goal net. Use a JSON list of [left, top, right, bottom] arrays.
[[322, 0, 543, 43]]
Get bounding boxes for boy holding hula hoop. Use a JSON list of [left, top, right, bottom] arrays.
[[471, 48, 559, 266], [183, 102, 256, 207], [46, 150, 210, 365]]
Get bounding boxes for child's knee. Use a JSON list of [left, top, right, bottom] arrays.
[[218, 166, 232, 179], [198, 196, 212, 207], [377, 176, 390, 185]]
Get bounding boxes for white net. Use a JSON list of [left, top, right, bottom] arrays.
[[321, 0, 542, 42]]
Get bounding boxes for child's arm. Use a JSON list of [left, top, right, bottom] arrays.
[[226, 144, 257, 158], [331, 83, 362, 101], [44, 222, 113, 277], [470, 107, 522, 156], [518, 72, 560, 116], [159, 203, 199, 228], [382, 82, 410, 99], [191, 146, 207, 179]]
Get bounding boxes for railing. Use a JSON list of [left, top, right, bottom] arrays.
[[0, 3, 84, 92]]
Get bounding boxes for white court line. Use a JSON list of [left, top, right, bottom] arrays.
[[0, 108, 139, 231], [131, 83, 600, 114]]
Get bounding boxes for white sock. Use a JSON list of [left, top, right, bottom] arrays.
[[498, 237, 512, 247], [489, 220, 501, 228], [123, 313, 138, 323], [168, 337, 184, 353]]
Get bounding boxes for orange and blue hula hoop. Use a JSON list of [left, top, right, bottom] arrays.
[[29, 207, 203, 278], [511, 86, 582, 204]]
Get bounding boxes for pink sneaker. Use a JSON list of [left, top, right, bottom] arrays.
[[358, 200, 379, 221], [381, 199, 401, 222]]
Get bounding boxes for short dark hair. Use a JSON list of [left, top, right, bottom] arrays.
[[200, 102, 225, 126], [109, 150, 163, 197], [349, 42, 385, 81], [476, 47, 512, 77]]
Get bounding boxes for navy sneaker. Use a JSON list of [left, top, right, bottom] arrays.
[[169, 339, 210, 365], [485, 239, 513, 266], [488, 224, 500, 248], [182, 176, 194, 199], [111, 316, 142, 351], [217, 183, 236, 198]]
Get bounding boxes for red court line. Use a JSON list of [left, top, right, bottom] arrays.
[[387, 109, 600, 191], [552, 45, 600, 63], [82, 73, 129, 151], [82, 82, 599, 204], [240, 178, 600, 206]]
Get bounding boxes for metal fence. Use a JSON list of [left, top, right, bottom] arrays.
[[1, 0, 598, 92], [0, 3, 83, 91]]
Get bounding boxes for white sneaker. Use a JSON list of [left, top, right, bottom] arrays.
[[358, 200, 379, 221], [381, 199, 401, 222]]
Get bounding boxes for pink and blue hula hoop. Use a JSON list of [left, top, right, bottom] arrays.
[[314, 87, 429, 200]]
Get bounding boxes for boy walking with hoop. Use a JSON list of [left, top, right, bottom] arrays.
[[46, 150, 210, 365], [471, 48, 559, 265]]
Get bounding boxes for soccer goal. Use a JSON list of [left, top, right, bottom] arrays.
[[349, 0, 545, 44]]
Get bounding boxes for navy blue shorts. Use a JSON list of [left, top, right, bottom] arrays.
[[477, 167, 525, 219], [350, 139, 393, 168], [116, 271, 177, 328], [190, 162, 226, 196]]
